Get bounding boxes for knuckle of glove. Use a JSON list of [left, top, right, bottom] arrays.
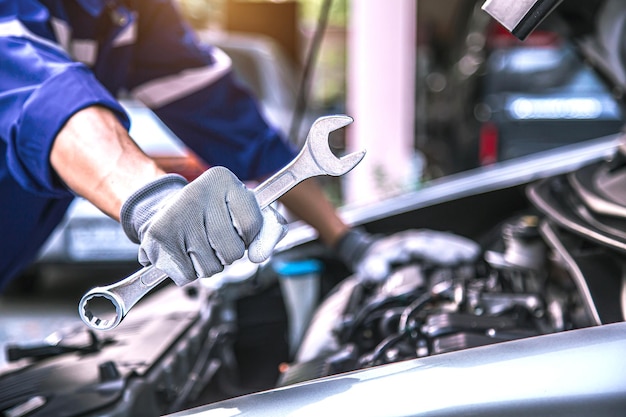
[[228, 195, 263, 245], [197, 166, 270, 265], [197, 168, 251, 264], [248, 207, 288, 263], [225, 191, 264, 245]]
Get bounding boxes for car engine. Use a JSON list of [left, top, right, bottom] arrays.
[[277, 213, 605, 387]]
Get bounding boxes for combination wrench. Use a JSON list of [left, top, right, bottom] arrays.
[[78, 115, 365, 331]]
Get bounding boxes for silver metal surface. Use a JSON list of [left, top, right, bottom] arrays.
[[336, 134, 621, 234], [622, 270, 626, 321], [569, 164, 626, 219], [481, 0, 539, 32], [164, 321, 626, 416], [538, 221, 602, 325], [78, 115, 365, 331]]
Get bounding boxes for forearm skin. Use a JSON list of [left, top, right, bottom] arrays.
[[50, 106, 166, 220]]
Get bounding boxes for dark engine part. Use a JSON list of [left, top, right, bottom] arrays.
[[0, 286, 234, 417], [278, 214, 593, 387]]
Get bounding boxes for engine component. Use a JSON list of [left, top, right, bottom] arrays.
[[279, 218, 590, 386], [0, 285, 230, 417]]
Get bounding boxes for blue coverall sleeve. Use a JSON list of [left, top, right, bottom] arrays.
[[125, 0, 298, 182], [0, 6, 129, 197]]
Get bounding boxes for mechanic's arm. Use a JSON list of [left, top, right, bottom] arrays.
[[278, 170, 482, 282], [50, 105, 286, 286], [278, 178, 349, 247], [50, 105, 164, 221], [1, 5, 284, 286]]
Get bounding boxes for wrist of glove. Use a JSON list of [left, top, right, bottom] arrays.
[[336, 228, 480, 282], [335, 228, 376, 272], [121, 174, 188, 244], [121, 167, 287, 286]]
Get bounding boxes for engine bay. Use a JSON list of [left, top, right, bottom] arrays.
[[277, 214, 609, 386], [2, 149, 626, 416]]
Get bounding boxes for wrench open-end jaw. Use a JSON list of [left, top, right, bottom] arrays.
[[79, 114, 365, 331], [306, 115, 365, 176], [253, 115, 365, 208]]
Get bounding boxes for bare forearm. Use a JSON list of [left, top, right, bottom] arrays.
[[50, 106, 165, 220], [278, 178, 349, 247]]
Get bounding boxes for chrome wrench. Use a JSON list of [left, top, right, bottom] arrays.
[[79, 115, 365, 331]]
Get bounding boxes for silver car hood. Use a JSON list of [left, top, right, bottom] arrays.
[[166, 321, 626, 416]]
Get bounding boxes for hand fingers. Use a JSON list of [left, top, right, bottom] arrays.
[[248, 207, 288, 263], [139, 240, 222, 285]]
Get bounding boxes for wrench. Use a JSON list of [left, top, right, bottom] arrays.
[[78, 115, 365, 331]]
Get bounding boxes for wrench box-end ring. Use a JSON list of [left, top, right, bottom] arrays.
[[79, 291, 124, 331]]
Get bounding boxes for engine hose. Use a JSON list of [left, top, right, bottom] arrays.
[[398, 293, 433, 333], [360, 332, 408, 367], [341, 295, 408, 342]]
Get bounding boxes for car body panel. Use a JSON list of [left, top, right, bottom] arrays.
[[166, 321, 626, 417]]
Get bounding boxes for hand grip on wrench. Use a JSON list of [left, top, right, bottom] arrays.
[[78, 115, 365, 331]]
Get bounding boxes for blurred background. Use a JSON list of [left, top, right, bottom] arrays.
[[176, 0, 625, 205]]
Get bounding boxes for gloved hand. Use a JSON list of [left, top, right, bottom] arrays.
[[120, 166, 287, 286], [336, 228, 480, 282]]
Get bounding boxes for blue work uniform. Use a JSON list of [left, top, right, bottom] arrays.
[[0, 0, 297, 290]]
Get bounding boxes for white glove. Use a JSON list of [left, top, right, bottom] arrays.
[[120, 167, 287, 286], [336, 229, 480, 282]]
